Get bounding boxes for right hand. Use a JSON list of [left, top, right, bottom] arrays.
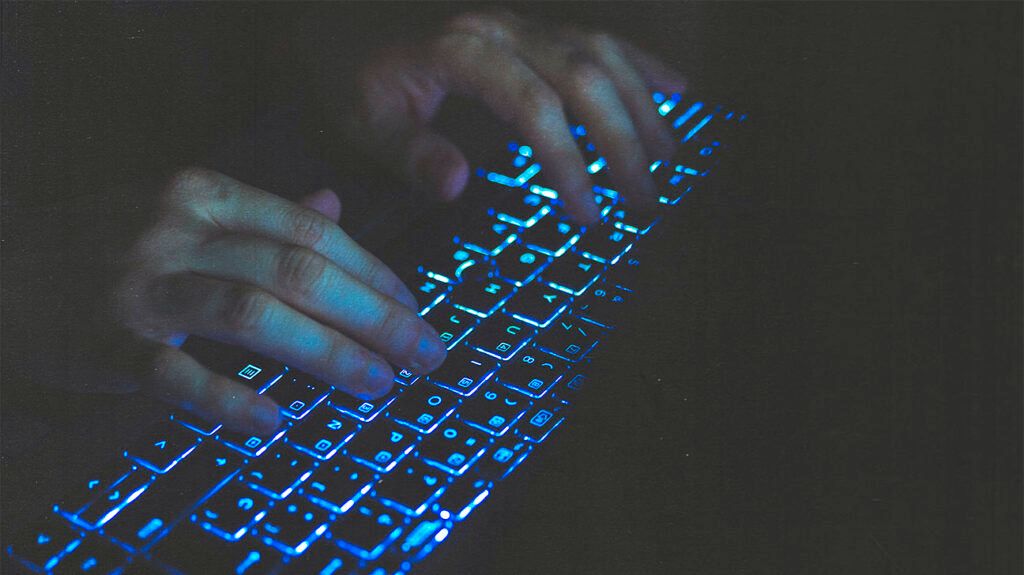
[[93, 167, 446, 434]]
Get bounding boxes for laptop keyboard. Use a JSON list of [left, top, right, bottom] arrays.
[[6, 92, 746, 575]]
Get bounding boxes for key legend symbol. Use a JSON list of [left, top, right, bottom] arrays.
[[238, 364, 262, 380]]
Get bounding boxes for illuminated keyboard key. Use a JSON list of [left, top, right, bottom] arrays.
[[55, 461, 135, 521], [388, 384, 459, 433], [286, 407, 358, 459], [497, 348, 566, 398], [154, 523, 284, 574], [542, 253, 605, 296], [332, 501, 405, 561], [258, 497, 330, 556], [7, 515, 82, 572], [574, 282, 631, 328], [330, 389, 398, 423], [243, 446, 316, 499], [456, 220, 518, 256], [468, 315, 535, 360], [428, 347, 497, 396], [304, 458, 375, 513], [76, 469, 153, 528], [422, 303, 478, 349], [433, 476, 491, 521], [473, 436, 531, 482], [522, 216, 581, 257], [536, 316, 605, 362], [518, 400, 567, 443], [264, 373, 329, 420], [194, 480, 271, 541], [492, 191, 551, 228], [51, 536, 126, 575], [419, 247, 489, 285], [503, 281, 570, 328], [417, 422, 489, 475], [124, 422, 200, 474], [219, 424, 288, 458], [494, 243, 549, 286], [181, 337, 285, 392], [575, 223, 634, 265], [374, 459, 449, 517], [459, 384, 529, 436], [450, 277, 514, 318], [346, 422, 418, 473]]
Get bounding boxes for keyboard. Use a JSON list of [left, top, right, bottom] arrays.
[[5, 92, 746, 575]]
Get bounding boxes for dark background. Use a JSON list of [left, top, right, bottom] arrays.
[[2, 3, 1021, 574]]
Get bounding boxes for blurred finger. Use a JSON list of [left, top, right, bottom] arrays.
[[300, 188, 342, 222], [617, 38, 688, 93]]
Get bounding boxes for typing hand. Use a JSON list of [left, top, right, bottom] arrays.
[[344, 10, 685, 224], [98, 168, 446, 434]]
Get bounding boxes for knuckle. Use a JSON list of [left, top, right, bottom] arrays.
[[148, 346, 180, 383], [516, 82, 561, 119], [375, 303, 417, 355], [585, 32, 620, 57], [223, 286, 273, 333], [167, 166, 213, 194], [566, 57, 609, 93], [285, 208, 329, 250], [277, 246, 327, 298]]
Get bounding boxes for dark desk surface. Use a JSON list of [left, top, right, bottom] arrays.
[[2, 3, 1021, 574]]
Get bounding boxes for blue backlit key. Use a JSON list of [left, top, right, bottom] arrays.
[[286, 407, 358, 459], [397, 516, 448, 561], [433, 476, 491, 522], [468, 314, 535, 361], [265, 373, 329, 420], [243, 446, 316, 499], [124, 421, 200, 474], [304, 458, 375, 513], [456, 220, 518, 256], [194, 480, 271, 541], [450, 277, 514, 318], [492, 190, 551, 228], [332, 501, 405, 561], [422, 303, 479, 350], [51, 535, 126, 575], [330, 389, 398, 423], [406, 272, 451, 312], [388, 384, 459, 433], [497, 348, 567, 398], [219, 424, 288, 458], [522, 216, 581, 257], [419, 247, 489, 285], [280, 539, 360, 575], [374, 459, 449, 517], [428, 347, 497, 396], [346, 422, 419, 473], [610, 206, 660, 235], [417, 421, 489, 475], [6, 515, 82, 572], [536, 316, 604, 362], [575, 223, 635, 265], [459, 384, 529, 436], [153, 522, 284, 575], [55, 461, 135, 522], [473, 435, 532, 482], [575, 282, 631, 328], [258, 496, 330, 555], [519, 400, 567, 443], [181, 337, 286, 392], [542, 252, 605, 296], [503, 281, 570, 328], [75, 469, 153, 528], [494, 242, 549, 286]]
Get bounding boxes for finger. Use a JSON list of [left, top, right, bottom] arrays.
[[300, 188, 342, 223], [128, 338, 281, 434], [576, 33, 677, 161], [174, 168, 417, 311], [509, 32, 659, 207], [431, 31, 600, 223], [617, 39, 688, 93], [149, 273, 397, 399], [190, 234, 447, 371]]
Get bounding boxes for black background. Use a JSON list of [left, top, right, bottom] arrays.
[[2, 3, 1021, 574]]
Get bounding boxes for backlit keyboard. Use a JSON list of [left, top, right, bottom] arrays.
[[6, 92, 746, 574]]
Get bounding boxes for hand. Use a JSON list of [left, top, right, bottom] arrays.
[[89, 168, 446, 434], [343, 10, 686, 223]]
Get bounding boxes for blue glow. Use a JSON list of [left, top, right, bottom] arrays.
[[401, 520, 444, 553], [649, 160, 662, 173], [457, 490, 491, 521], [657, 93, 680, 116], [513, 155, 527, 168], [672, 101, 703, 130], [507, 141, 518, 152], [96, 481, 150, 526], [593, 185, 620, 201], [496, 204, 550, 228], [684, 114, 713, 141], [515, 163, 541, 184], [586, 157, 607, 174], [518, 145, 533, 158], [528, 184, 559, 200], [434, 527, 451, 543], [126, 440, 198, 474], [652, 91, 665, 104], [136, 517, 163, 540], [486, 172, 520, 188], [572, 124, 586, 137]]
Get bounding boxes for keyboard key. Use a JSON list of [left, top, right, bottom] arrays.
[[219, 424, 288, 457], [332, 501, 405, 561], [330, 389, 398, 422], [456, 220, 518, 256], [420, 245, 492, 285], [388, 384, 459, 433], [433, 475, 491, 521], [496, 348, 567, 398], [397, 516, 448, 560], [473, 436, 532, 482], [575, 224, 635, 265], [243, 446, 316, 499], [422, 303, 479, 349], [428, 347, 497, 396], [521, 216, 581, 257], [536, 317, 605, 362], [459, 384, 529, 436], [286, 407, 359, 459], [103, 442, 241, 549], [551, 373, 587, 404], [468, 315, 535, 360], [264, 372, 329, 420], [304, 458, 375, 513], [374, 459, 449, 517], [51, 535, 126, 575], [575, 282, 631, 328], [278, 539, 360, 575], [346, 421, 418, 473], [194, 480, 272, 540], [503, 281, 570, 328], [543, 252, 605, 296], [450, 277, 514, 318], [153, 523, 284, 575], [55, 461, 135, 521], [124, 422, 200, 474], [417, 421, 489, 475], [181, 337, 286, 392], [6, 515, 82, 572], [610, 206, 660, 235], [492, 190, 551, 228], [76, 468, 153, 528], [394, 367, 420, 386], [171, 410, 221, 436], [405, 272, 450, 312], [493, 243, 549, 286], [518, 400, 567, 443], [258, 496, 330, 555]]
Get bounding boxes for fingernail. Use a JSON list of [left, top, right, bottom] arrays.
[[253, 402, 281, 433], [365, 359, 395, 397], [414, 329, 447, 372]]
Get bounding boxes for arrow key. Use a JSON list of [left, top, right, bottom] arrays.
[[125, 421, 201, 474]]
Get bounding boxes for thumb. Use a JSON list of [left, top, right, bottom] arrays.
[[300, 188, 342, 222], [400, 129, 470, 202]]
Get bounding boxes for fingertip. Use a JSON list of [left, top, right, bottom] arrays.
[[361, 358, 395, 399], [250, 397, 283, 435], [300, 188, 342, 223], [425, 149, 470, 201]]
